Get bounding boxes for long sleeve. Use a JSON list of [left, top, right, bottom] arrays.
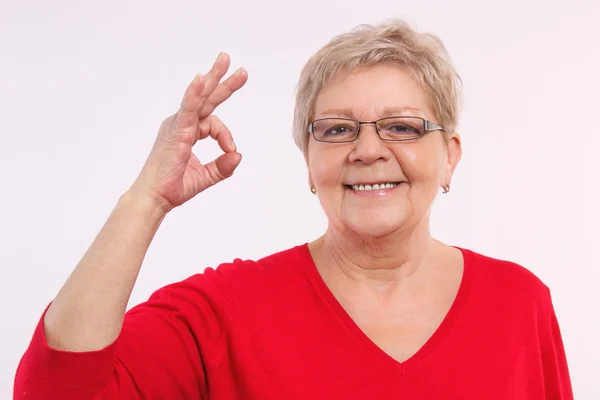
[[13, 264, 235, 400], [12, 245, 579, 399], [541, 291, 574, 400]]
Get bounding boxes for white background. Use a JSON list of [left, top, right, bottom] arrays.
[[1, 0, 598, 398]]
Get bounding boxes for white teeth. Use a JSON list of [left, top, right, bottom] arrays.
[[350, 182, 399, 191]]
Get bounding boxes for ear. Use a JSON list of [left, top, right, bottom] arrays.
[[444, 132, 462, 185], [306, 150, 314, 188]]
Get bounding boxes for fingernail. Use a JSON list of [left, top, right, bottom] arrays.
[[217, 51, 227, 61], [235, 67, 246, 75], [230, 140, 237, 152], [193, 73, 203, 83]]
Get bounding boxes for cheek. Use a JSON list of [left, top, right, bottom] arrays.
[[395, 143, 445, 182], [308, 146, 346, 186]]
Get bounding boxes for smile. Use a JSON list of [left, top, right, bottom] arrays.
[[346, 182, 402, 191]]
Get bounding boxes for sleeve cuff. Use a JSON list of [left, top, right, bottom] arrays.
[[15, 304, 119, 394]]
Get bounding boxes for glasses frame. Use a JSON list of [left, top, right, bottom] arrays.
[[307, 116, 445, 143]]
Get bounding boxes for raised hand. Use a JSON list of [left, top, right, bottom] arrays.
[[129, 52, 248, 212]]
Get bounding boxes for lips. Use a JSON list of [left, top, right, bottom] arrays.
[[345, 182, 403, 191]]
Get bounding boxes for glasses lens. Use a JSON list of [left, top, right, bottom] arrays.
[[377, 117, 424, 140], [311, 119, 359, 142]]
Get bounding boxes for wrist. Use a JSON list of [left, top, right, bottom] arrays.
[[118, 190, 170, 228]]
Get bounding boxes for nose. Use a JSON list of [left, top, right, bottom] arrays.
[[348, 123, 392, 164]]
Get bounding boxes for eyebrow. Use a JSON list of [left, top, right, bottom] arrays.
[[315, 106, 426, 119]]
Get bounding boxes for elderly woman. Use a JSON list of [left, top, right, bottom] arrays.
[[14, 20, 572, 399]]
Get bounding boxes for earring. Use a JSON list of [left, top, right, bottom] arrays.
[[442, 183, 450, 194], [310, 186, 317, 195]]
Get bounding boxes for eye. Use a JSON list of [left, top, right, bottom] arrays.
[[324, 124, 356, 136], [387, 123, 418, 133]]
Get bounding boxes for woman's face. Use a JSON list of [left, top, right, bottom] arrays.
[[307, 63, 461, 238]]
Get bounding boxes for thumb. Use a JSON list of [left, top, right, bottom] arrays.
[[215, 151, 242, 178], [204, 152, 242, 185]]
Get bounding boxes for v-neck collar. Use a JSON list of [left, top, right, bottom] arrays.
[[299, 243, 474, 375]]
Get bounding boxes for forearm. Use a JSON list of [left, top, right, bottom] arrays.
[[43, 191, 167, 351]]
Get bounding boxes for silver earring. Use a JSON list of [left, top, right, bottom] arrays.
[[310, 186, 316, 195], [442, 183, 450, 194]]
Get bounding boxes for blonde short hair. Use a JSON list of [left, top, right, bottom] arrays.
[[293, 19, 462, 157]]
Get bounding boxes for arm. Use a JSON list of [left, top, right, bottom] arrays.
[[541, 290, 574, 399], [13, 52, 248, 399], [43, 192, 165, 352], [14, 262, 235, 400]]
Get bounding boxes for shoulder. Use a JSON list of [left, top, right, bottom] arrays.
[[460, 247, 552, 307], [213, 243, 310, 279], [462, 247, 549, 291], [137, 244, 310, 315], [177, 244, 312, 298]]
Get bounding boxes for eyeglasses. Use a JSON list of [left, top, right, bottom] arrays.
[[307, 116, 445, 143]]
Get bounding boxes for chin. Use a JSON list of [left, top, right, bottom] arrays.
[[340, 210, 407, 239]]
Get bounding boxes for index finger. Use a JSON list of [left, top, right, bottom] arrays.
[[197, 115, 236, 153]]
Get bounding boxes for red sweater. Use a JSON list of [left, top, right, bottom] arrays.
[[14, 245, 573, 399]]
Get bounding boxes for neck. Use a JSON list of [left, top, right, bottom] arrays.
[[311, 215, 438, 284]]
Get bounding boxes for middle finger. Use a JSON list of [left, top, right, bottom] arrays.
[[198, 67, 248, 119], [198, 52, 231, 105]]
